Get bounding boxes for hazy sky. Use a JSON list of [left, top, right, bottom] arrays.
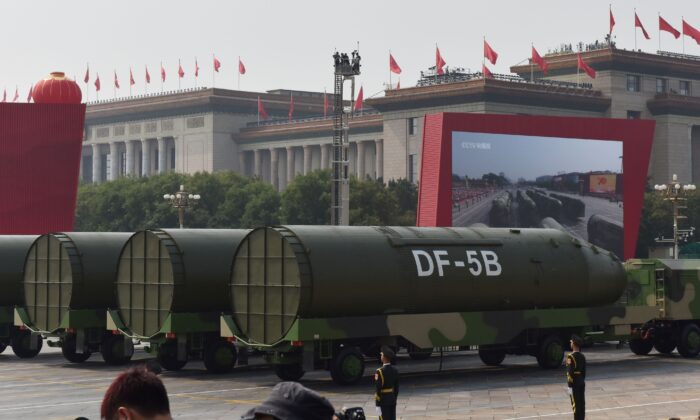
[[1, 1, 698, 101], [452, 132, 623, 181]]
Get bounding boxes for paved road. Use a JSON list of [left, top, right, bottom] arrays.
[[547, 189, 623, 242], [2, 343, 700, 419], [453, 191, 501, 227]]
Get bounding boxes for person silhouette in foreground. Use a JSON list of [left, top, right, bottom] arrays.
[[101, 366, 172, 420]]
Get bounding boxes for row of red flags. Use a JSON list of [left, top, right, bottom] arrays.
[[610, 10, 699, 42], [256, 86, 365, 122], [84, 55, 247, 92]]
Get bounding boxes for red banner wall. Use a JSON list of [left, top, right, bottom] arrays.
[[0, 103, 86, 234]]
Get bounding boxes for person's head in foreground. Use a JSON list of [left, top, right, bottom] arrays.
[[101, 366, 172, 420], [570, 334, 583, 351], [241, 381, 335, 420], [380, 345, 395, 364]]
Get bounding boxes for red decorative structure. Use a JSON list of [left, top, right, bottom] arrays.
[[0, 97, 85, 234], [31, 72, 82, 104]]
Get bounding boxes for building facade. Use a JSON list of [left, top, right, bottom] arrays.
[[82, 47, 700, 189]]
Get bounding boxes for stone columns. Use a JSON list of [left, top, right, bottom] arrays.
[[254, 149, 262, 179], [303, 145, 312, 175], [320, 144, 329, 170], [375, 139, 384, 181], [286, 146, 295, 184], [125, 141, 135, 176], [141, 139, 151, 176], [157, 138, 167, 174], [356, 141, 366, 180], [109, 142, 120, 181], [92, 143, 102, 184], [238, 151, 247, 176], [270, 148, 279, 191]]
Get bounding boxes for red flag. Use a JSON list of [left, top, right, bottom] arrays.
[[660, 16, 681, 39], [257, 96, 269, 120], [531, 46, 548, 75], [213, 56, 221, 72], [635, 13, 650, 40], [484, 40, 498, 65], [354, 86, 363, 111], [239, 58, 246, 75], [683, 19, 700, 45], [288, 94, 294, 121], [195, 59, 200, 77], [26, 85, 32, 103], [129, 68, 135, 86], [577, 54, 596, 79], [84, 66, 90, 83], [160, 63, 166, 82], [396, 79, 400, 89], [114, 71, 120, 89], [609, 8, 615, 34], [12, 87, 18, 102], [323, 91, 329, 117], [95, 73, 101, 91], [389, 53, 402, 74], [145, 66, 151, 84], [482, 64, 493, 79], [178, 61, 185, 78], [1, 89, 5, 103], [435, 46, 446, 75]]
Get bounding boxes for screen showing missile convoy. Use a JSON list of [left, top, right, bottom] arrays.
[[452, 131, 624, 258]]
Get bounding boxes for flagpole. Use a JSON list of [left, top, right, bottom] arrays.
[[195, 57, 198, 89], [160, 61, 164, 93], [634, 8, 638, 51], [85, 63, 89, 102], [178, 59, 181, 91], [389, 49, 392, 89], [212, 53, 216, 88], [482, 36, 486, 79], [435, 43, 438, 84], [682, 16, 686, 54], [145, 66, 149, 95], [129, 68, 132, 97], [238, 56, 241, 90], [530, 43, 534, 82], [658, 12, 661, 51]]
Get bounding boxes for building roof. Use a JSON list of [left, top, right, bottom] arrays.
[[85, 88, 327, 125], [367, 77, 610, 113], [235, 113, 383, 143], [511, 48, 700, 80]]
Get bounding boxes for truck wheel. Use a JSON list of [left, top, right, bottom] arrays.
[[677, 324, 700, 358], [274, 363, 305, 381], [330, 346, 365, 385], [0, 341, 7, 354], [479, 348, 506, 366], [203, 339, 237, 374], [629, 338, 653, 355], [157, 340, 187, 371], [100, 334, 134, 365], [62, 334, 91, 363], [11, 330, 42, 358], [536, 335, 564, 369], [653, 337, 676, 355]]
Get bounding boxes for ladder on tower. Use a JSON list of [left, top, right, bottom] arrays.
[[331, 72, 345, 225], [655, 268, 666, 318]]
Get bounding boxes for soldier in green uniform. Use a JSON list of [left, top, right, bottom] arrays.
[[374, 346, 399, 420], [566, 335, 586, 420]]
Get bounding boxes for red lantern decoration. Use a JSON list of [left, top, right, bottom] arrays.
[[32, 72, 82, 104]]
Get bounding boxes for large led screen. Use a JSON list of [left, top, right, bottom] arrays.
[[417, 113, 655, 260], [451, 132, 623, 258]]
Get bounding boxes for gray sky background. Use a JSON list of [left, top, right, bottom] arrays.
[[452, 132, 623, 181], [1, 1, 698, 101]]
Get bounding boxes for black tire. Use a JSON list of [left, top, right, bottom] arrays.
[[203, 339, 237, 374], [274, 363, 305, 381], [10, 330, 42, 359], [479, 348, 506, 366], [62, 334, 91, 363], [536, 335, 564, 369], [100, 334, 134, 366], [0, 341, 7, 354], [653, 337, 676, 355], [330, 346, 365, 385], [157, 340, 187, 371], [677, 324, 700, 358], [629, 338, 653, 355]]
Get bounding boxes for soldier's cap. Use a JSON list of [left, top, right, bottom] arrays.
[[570, 334, 584, 348], [240, 381, 334, 420], [380, 345, 395, 361]]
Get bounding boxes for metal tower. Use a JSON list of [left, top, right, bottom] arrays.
[[331, 50, 361, 225]]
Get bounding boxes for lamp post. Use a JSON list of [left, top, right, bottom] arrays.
[[163, 184, 201, 229], [654, 174, 696, 259]]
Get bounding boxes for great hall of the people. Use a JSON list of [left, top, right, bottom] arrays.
[[82, 46, 700, 189]]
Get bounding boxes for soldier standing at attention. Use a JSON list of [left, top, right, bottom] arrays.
[[566, 335, 586, 420], [374, 346, 399, 420]]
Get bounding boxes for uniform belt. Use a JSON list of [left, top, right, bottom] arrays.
[[573, 372, 582, 375], [381, 388, 394, 393]]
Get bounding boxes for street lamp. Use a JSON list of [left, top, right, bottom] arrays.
[[654, 174, 696, 259], [163, 184, 201, 229]]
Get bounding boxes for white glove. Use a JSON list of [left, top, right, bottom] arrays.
[[566, 387, 572, 396], [376, 407, 383, 416]]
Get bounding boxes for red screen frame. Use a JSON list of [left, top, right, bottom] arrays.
[[417, 113, 655, 260]]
